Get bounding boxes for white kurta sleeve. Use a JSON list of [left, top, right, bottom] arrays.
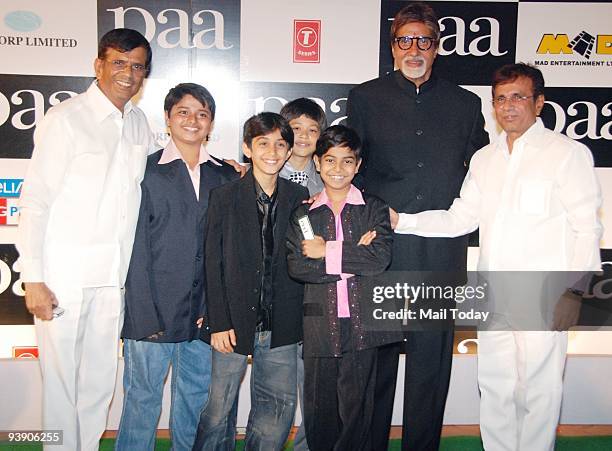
[[16, 110, 72, 282], [395, 169, 481, 238], [557, 142, 602, 271]]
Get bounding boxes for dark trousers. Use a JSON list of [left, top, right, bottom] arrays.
[[304, 347, 377, 451], [370, 331, 455, 451]]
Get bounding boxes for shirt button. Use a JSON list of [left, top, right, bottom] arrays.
[[417, 162, 424, 168], [195, 255, 202, 261], [415, 130, 423, 136], [416, 194, 423, 200], [416, 98, 422, 104], [251, 306, 256, 311], [192, 280, 199, 287], [253, 288, 258, 293]]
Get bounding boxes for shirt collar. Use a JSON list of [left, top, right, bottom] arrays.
[[310, 184, 365, 210], [393, 70, 437, 95], [158, 139, 219, 167], [497, 117, 545, 155], [87, 81, 134, 123], [283, 158, 317, 178]]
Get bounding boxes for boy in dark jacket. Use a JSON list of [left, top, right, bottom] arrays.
[[117, 83, 238, 450], [286, 125, 399, 451], [193, 113, 309, 451]]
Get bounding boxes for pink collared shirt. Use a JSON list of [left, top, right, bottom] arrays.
[[158, 140, 220, 200], [310, 185, 365, 318]]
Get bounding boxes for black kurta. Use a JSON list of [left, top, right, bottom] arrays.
[[347, 71, 489, 271]]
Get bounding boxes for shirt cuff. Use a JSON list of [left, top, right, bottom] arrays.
[[395, 213, 418, 233], [325, 241, 343, 275], [16, 257, 44, 282]]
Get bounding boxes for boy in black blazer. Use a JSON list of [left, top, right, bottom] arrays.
[[116, 84, 238, 450], [193, 113, 308, 451], [286, 125, 400, 451]]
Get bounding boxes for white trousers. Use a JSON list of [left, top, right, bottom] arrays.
[[35, 286, 123, 451], [477, 331, 568, 451]]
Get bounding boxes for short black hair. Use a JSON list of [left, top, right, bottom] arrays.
[[164, 83, 216, 121], [98, 28, 152, 74], [315, 125, 362, 159], [243, 112, 294, 149], [279, 98, 327, 131], [492, 63, 545, 99]]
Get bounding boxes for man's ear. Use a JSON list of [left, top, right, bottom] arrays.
[[356, 158, 362, 172], [94, 58, 103, 79], [535, 94, 545, 116], [313, 155, 321, 172]]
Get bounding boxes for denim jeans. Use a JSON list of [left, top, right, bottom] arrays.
[[192, 332, 297, 451], [115, 338, 212, 451]]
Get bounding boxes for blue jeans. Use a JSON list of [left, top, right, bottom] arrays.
[[115, 339, 212, 451], [192, 332, 297, 451]]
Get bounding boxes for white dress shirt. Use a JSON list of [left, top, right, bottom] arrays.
[[395, 118, 602, 272], [17, 82, 155, 287]]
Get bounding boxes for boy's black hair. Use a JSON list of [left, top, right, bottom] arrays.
[[98, 28, 152, 74], [315, 125, 362, 159], [164, 83, 216, 121], [243, 112, 294, 149], [279, 98, 327, 131]]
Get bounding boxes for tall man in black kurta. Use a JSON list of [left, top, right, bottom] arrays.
[[347, 3, 489, 450]]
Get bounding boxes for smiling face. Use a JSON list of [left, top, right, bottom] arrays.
[[314, 145, 361, 195], [391, 21, 437, 87], [493, 75, 544, 143], [94, 46, 148, 111], [243, 129, 292, 179], [288, 115, 321, 160], [165, 94, 212, 149]]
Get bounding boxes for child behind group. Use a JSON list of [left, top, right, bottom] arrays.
[[279, 97, 326, 196], [279, 97, 327, 451], [286, 125, 400, 451]]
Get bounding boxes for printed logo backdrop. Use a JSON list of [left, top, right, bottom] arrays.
[[0, 0, 610, 357]]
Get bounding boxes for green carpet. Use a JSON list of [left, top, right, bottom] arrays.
[[2, 436, 612, 450]]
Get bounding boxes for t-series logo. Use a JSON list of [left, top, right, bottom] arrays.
[[294, 20, 321, 63], [537, 31, 612, 60]]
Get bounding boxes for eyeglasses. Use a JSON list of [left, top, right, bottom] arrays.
[[492, 94, 535, 106], [106, 59, 147, 75], [393, 35, 437, 51]]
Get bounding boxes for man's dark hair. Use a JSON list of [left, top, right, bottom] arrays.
[[164, 83, 216, 121], [492, 63, 545, 99], [243, 112, 294, 149], [315, 125, 362, 159], [390, 2, 440, 42], [279, 98, 327, 131], [98, 28, 152, 73]]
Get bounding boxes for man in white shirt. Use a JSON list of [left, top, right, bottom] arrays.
[[391, 63, 602, 450], [16, 28, 155, 451]]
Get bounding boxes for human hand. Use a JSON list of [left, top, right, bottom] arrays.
[[24, 282, 56, 321], [358, 230, 377, 246], [552, 291, 581, 331], [389, 208, 399, 230], [302, 236, 326, 259], [196, 317, 204, 328], [224, 159, 248, 178], [302, 192, 321, 205], [211, 329, 237, 353]]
